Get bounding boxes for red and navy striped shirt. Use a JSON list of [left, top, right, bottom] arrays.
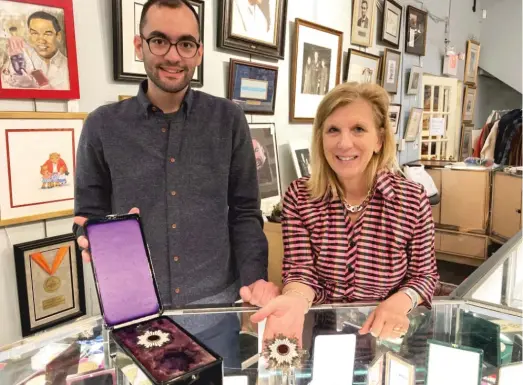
[[281, 171, 439, 307]]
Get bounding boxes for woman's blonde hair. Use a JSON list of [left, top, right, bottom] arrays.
[[308, 81, 399, 201]]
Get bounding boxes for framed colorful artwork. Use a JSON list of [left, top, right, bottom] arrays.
[[113, 0, 205, 87], [381, 0, 402, 48], [290, 18, 343, 123], [0, 111, 87, 226], [0, 0, 80, 99], [228, 59, 278, 115], [344, 48, 381, 84], [218, 0, 288, 60], [350, 0, 376, 47], [405, 5, 428, 56], [14, 233, 85, 337], [464, 40, 480, 86]]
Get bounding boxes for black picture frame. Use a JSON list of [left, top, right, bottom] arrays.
[[217, 0, 288, 60], [112, 0, 205, 87], [381, 0, 403, 48], [405, 5, 428, 56], [228, 59, 278, 115], [14, 234, 86, 337]]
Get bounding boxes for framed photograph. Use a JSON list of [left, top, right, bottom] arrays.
[[14, 233, 85, 337], [218, 0, 288, 60], [405, 5, 428, 56], [462, 85, 476, 122], [381, 48, 401, 93], [404, 107, 423, 141], [344, 48, 380, 84], [290, 18, 343, 123], [228, 59, 278, 115], [385, 352, 415, 385], [388, 103, 402, 134], [249, 123, 281, 215], [0, 112, 87, 227], [460, 123, 474, 160], [350, 0, 376, 47], [407, 65, 422, 95], [464, 40, 480, 86], [0, 0, 80, 99], [382, 0, 402, 48], [290, 140, 311, 178], [113, 0, 205, 87]]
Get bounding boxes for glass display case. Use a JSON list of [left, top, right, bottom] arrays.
[[1, 234, 521, 385]]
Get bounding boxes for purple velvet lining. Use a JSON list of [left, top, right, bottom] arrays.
[[113, 317, 217, 382]]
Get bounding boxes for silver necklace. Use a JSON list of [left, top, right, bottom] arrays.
[[343, 190, 371, 213]]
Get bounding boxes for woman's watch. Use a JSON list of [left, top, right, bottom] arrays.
[[399, 287, 420, 313]]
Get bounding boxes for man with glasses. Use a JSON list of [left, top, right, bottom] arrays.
[[73, 0, 278, 368]]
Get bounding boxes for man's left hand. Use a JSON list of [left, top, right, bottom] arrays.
[[239, 279, 280, 307]]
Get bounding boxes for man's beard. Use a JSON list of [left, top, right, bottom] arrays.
[[145, 60, 195, 93]]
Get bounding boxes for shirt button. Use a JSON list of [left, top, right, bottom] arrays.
[[170, 157, 175, 163], [173, 256, 179, 262], [171, 224, 177, 229], [350, 241, 356, 248], [161, 127, 167, 133], [175, 288, 180, 294], [171, 191, 177, 196]]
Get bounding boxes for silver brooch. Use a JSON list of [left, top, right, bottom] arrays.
[[137, 330, 170, 349], [262, 334, 306, 369]]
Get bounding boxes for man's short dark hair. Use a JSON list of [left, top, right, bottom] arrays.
[[139, 0, 200, 38], [9, 26, 17, 32], [362, 0, 368, 8], [27, 11, 62, 33]]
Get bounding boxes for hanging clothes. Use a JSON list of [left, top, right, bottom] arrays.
[[494, 109, 522, 164], [480, 120, 500, 160]]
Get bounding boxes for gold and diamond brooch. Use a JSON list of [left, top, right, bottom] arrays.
[[137, 329, 171, 349]]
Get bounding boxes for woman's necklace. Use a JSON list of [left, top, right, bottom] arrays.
[[343, 189, 372, 213]]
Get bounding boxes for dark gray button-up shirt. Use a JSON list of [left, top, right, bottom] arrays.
[[74, 81, 268, 308]]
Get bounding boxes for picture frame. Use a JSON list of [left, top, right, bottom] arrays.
[[464, 40, 481, 86], [460, 123, 474, 160], [381, 48, 401, 93], [249, 123, 281, 215], [350, 0, 376, 47], [385, 351, 415, 385], [118, 95, 132, 101], [0, 111, 87, 227], [367, 353, 385, 385], [0, 0, 80, 100], [405, 5, 428, 56], [404, 107, 423, 141], [382, 0, 402, 48], [407, 65, 422, 95], [289, 140, 312, 178], [344, 48, 381, 85], [228, 59, 278, 115], [217, 0, 288, 60], [388, 103, 402, 134], [462, 85, 477, 123], [290, 18, 343, 123], [497, 362, 522, 385], [13, 233, 86, 337], [112, 0, 205, 87]]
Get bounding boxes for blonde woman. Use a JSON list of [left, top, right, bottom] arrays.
[[251, 82, 439, 343]]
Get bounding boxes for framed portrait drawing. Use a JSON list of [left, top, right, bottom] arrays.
[[404, 107, 423, 141], [345, 49, 380, 85], [388, 103, 402, 134], [113, 0, 205, 87], [14, 233, 85, 337], [382, 0, 402, 48], [290, 140, 312, 178], [462, 85, 476, 123], [249, 123, 281, 215], [0, 0, 80, 99], [407, 65, 422, 95], [228, 59, 278, 115], [350, 0, 375, 47], [381, 48, 401, 93], [218, 0, 288, 60], [0, 112, 87, 226], [405, 6, 427, 56], [464, 40, 480, 86], [290, 19, 343, 123]]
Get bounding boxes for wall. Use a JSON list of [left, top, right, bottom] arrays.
[[0, 0, 483, 347]]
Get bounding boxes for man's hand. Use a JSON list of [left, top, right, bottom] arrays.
[[239, 279, 280, 307], [73, 207, 140, 263]]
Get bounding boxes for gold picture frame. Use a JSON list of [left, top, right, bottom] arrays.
[[462, 85, 477, 123], [464, 40, 481, 86], [350, 0, 376, 47], [118, 95, 133, 101], [404, 107, 423, 142]]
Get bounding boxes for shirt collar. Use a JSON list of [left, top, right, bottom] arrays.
[[373, 170, 396, 201], [136, 79, 194, 117]]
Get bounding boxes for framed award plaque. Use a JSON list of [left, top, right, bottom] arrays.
[[14, 233, 85, 336]]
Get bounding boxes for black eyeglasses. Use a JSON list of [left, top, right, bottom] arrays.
[[141, 35, 200, 58]]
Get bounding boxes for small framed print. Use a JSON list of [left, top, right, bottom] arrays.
[[388, 103, 402, 134], [385, 352, 415, 385], [462, 85, 476, 123], [407, 65, 422, 95], [367, 353, 384, 385], [290, 140, 311, 178], [351, 0, 376, 47], [404, 107, 423, 141], [228, 59, 278, 115], [14, 233, 85, 337], [464, 40, 480, 86], [405, 6, 428, 56], [344, 48, 381, 84], [382, 0, 402, 48], [381, 48, 401, 93]]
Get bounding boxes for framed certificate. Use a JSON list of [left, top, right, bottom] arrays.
[[14, 233, 85, 336]]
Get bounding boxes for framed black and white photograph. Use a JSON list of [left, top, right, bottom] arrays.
[[407, 65, 422, 95], [218, 0, 288, 60], [344, 49, 381, 84], [249, 123, 281, 214], [405, 5, 427, 56], [290, 19, 343, 123], [14, 233, 85, 337], [462, 85, 477, 123], [464, 40, 481, 86], [404, 107, 423, 141], [381, 48, 401, 93], [350, 0, 376, 47], [113, 0, 205, 86], [388, 103, 402, 134], [290, 140, 311, 178], [228, 59, 278, 115], [382, 0, 402, 48]]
